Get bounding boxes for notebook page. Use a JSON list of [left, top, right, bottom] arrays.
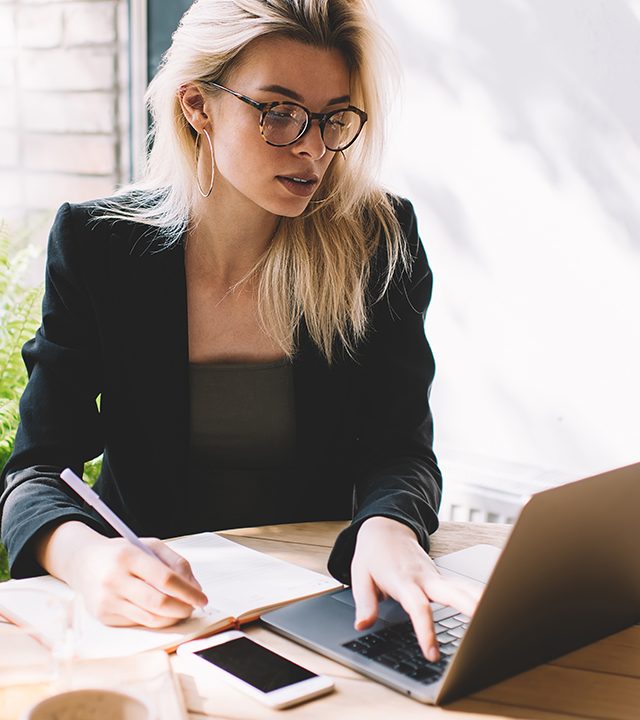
[[167, 532, 342, 619], [0, 532, 340, 659], [0, 575, 230, 659]]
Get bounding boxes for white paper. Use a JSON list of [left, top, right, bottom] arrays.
[[0, 532, 341, 659]]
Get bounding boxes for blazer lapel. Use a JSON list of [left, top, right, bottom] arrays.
[[293, 319, 351, 465], [117, 232, 191, 532]]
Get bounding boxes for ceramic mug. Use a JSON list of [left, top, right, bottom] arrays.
[[21, 687, 152, 720]]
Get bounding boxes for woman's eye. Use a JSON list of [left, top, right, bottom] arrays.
[[268, 105, 300, 120], [271, 111, 294, 120]]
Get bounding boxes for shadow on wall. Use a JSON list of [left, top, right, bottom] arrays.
[[385, 0, 640, 250], [377, 0, 640, 474]]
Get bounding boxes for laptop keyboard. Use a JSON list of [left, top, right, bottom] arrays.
[[341, 605, 470, 685]]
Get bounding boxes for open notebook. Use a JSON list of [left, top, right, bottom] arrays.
[[0, 532, 342, 659]]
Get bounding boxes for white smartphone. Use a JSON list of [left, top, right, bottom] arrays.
[[176, 630, 335, 709]]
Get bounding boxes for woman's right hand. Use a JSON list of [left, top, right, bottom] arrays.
[[36, 520, 209, 628]]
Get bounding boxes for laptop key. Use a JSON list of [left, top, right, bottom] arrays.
[[385, 657, 444, 685], [376, 627, 406, 643], [432, 606, 459, 623], [376, 654, 401, 669], [343, 640, 368, 653], [396, 661, 420, 676], [343, 640, 387, 659], [441, 644, 457, 655], [343, 619, 452, 684], [392, 648, 418, 662], [436, 631, 456, 644], [438, 616, 463, 630], [359, 634, 386, 648], [411, 666, 441, 684], [412, 655, 448, 671], [448, 626, 465, 639]]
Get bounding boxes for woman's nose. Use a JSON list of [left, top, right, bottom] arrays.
[[292, 120, 327, 160]]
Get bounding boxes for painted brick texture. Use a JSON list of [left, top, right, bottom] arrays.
[[0, 0, 128, 231]]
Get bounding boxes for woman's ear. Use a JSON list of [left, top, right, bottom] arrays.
[[178, 83, 210, 133]]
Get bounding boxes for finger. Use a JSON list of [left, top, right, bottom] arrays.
[[128, 547, 208, 608], [89, 577, 190, 629], [426, 576, 479, 618], [398, 586, 439, 662], [103, 594, 188, 629], [350, 569, 379, 631], [143, 538, 204, 590], [120, 575, 196, 621]]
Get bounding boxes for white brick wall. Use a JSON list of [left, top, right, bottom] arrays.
[[25, 172, 117, 208], [19, 49, 116, 91], [0, 52, 16, 85], [17, 6, 64, 48], [65, 2, 116, 46], [0, 89, 17, 129], [0, 171, 23, 207], [0, 7, 16, 47], [25, 134, 116, 174], [22, 92, 116, 133], [0, 0, 129, 238], [0, 130, 19, 168]]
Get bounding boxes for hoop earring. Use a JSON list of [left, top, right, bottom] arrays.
[[195, 128, 214, 198]]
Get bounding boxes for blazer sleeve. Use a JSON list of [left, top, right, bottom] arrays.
[[327, 198, 442, 584], [0, 203, 111, 578]]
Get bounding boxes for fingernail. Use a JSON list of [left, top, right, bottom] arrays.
[[428, 646, 439, 662]]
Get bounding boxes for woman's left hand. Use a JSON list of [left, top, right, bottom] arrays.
[[350, 516, 482, 662]]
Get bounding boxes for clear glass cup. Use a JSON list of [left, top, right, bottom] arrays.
[[44, 591, 83, 690]]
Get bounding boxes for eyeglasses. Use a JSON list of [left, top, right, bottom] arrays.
[[205, 81, 367, 152]]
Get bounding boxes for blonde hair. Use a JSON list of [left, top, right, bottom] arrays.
[[96, 0, 408, 362]]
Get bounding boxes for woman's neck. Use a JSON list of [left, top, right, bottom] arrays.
[[188, 185, 280, 285]]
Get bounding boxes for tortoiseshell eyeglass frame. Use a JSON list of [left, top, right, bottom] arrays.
[[204, 81, 368, 152]]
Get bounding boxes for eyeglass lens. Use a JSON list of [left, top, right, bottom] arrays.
[[262, 103, 362, 150]]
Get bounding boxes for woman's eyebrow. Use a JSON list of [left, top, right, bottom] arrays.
[[258, 84, 350, 105]]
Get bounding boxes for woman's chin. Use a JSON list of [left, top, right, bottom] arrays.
[[264, 196, 313, 219]]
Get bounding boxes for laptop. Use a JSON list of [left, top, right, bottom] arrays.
[[262, 461, 640, 704]]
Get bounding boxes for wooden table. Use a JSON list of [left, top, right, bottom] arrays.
[[2, 521, 639, 720], [180, 521, 640, 720]]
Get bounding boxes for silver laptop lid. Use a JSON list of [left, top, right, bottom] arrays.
[[437, 460, 640, 703]]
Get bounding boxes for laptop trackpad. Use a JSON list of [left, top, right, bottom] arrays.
[[434, 543, 501, 584]]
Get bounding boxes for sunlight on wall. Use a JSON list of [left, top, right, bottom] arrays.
[[374, 0, 640, 478]]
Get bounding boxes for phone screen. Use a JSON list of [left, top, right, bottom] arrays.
[[196, 637, 317, 693]]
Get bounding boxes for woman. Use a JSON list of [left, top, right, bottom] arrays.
[[0, 0, 478, 662]]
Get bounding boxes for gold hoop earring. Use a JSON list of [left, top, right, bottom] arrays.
[[195, 128, 214, 198]]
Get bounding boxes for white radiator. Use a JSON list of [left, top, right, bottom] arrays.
[[437, 451, 573, 525]]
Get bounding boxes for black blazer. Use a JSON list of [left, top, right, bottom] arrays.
[[0, 197, 442, 582]]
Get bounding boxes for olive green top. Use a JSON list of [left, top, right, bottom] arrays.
[[187, 358, 298, 529]]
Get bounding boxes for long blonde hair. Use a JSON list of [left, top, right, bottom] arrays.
[[96, 0, 408, 362]]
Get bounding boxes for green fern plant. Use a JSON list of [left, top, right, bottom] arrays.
[[0, 226, 103, 581], [0, 228, 42, 580], [0, 231, 43, 474]]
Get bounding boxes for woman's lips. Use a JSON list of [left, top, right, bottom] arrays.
[[277, 176, 319, 197]]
